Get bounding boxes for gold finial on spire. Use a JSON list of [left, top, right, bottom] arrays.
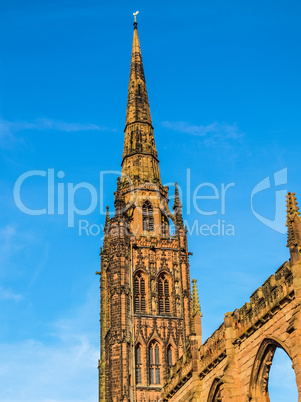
[[133, 11, 139, 23]]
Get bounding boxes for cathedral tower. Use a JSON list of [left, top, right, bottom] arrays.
[[98, 20, 194, 402]]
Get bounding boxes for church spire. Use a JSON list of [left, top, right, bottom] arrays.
[[124, 21, 152, 130], [121, 21, 161, 185]]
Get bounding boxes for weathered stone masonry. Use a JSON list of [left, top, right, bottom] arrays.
[[161, 193, 301, 401], [98, 20, 301, 402], [98, 21, 193, 402]]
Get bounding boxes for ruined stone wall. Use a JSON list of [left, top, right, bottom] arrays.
[[162, 261, 299, 401]]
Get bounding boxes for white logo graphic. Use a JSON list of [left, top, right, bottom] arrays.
[[251, 168, 287, 234]]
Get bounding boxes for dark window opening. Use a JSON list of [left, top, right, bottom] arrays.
[[134, 273, 146, 313], [135, 345, 142, 384], [167, 346, 173, 367], [149, 343, 160, 385], [143, 201, 154, 232], [158, 275, 170, 314]]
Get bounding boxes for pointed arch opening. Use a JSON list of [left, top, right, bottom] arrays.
[[149, 341, 161, 385], [142, 201, 154, 232], [134, 272, 146, 313], [158, 274, 171, 315], [249, 338, 297, 401], [208, 377, 222, 402], [167, 345, 173, 367], [269, 348, 298, 401]]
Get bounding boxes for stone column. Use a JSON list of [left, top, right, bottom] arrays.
[[222, 312, 241, 402]]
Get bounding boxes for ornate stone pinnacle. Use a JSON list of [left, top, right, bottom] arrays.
[[286, 192, 301, 248], [105, 206, 110, 228], [192, 278, 201, 316], [173, 182, 182, 209], [114, 177, 125, 214], [173, 182, 183, 227], [286, 192, 300, 221]]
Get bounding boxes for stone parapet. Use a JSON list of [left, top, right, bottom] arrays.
[[233, 262, 294, 342], [199, 324, 226, 379], [161, 261, 296, 401], [162, 347, 193, 400]]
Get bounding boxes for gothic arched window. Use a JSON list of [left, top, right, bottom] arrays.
[[149, 342, 161, 385], [158, 274, 170, 315], [208, 377, 223, 402], [142, 201, 154, 232], [135, 344, 142, 384], [134, 272, 146, 313]]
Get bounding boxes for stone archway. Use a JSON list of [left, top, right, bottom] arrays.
[[249, 338, 294, 401], [208, 377, 223, 402]]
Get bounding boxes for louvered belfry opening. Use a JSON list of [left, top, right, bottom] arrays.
[[142, 201, 154, 232], [134, 272, 146, 313], [149, 342, 161, 385], [158, 274, 170, 315]]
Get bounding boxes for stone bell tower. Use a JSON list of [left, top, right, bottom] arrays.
[[98, 19, 197, 402]]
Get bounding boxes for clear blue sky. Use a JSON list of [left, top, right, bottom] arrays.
[[0, 1, 300, 400]]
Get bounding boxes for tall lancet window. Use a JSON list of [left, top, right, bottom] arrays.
[[149, 342, 161, 385], [167, 345, 173, 367], [142, 201, 154, 232], [158, 274, 170, 314], [135, 344, 142, 384], [134, 272, 146, 313]]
